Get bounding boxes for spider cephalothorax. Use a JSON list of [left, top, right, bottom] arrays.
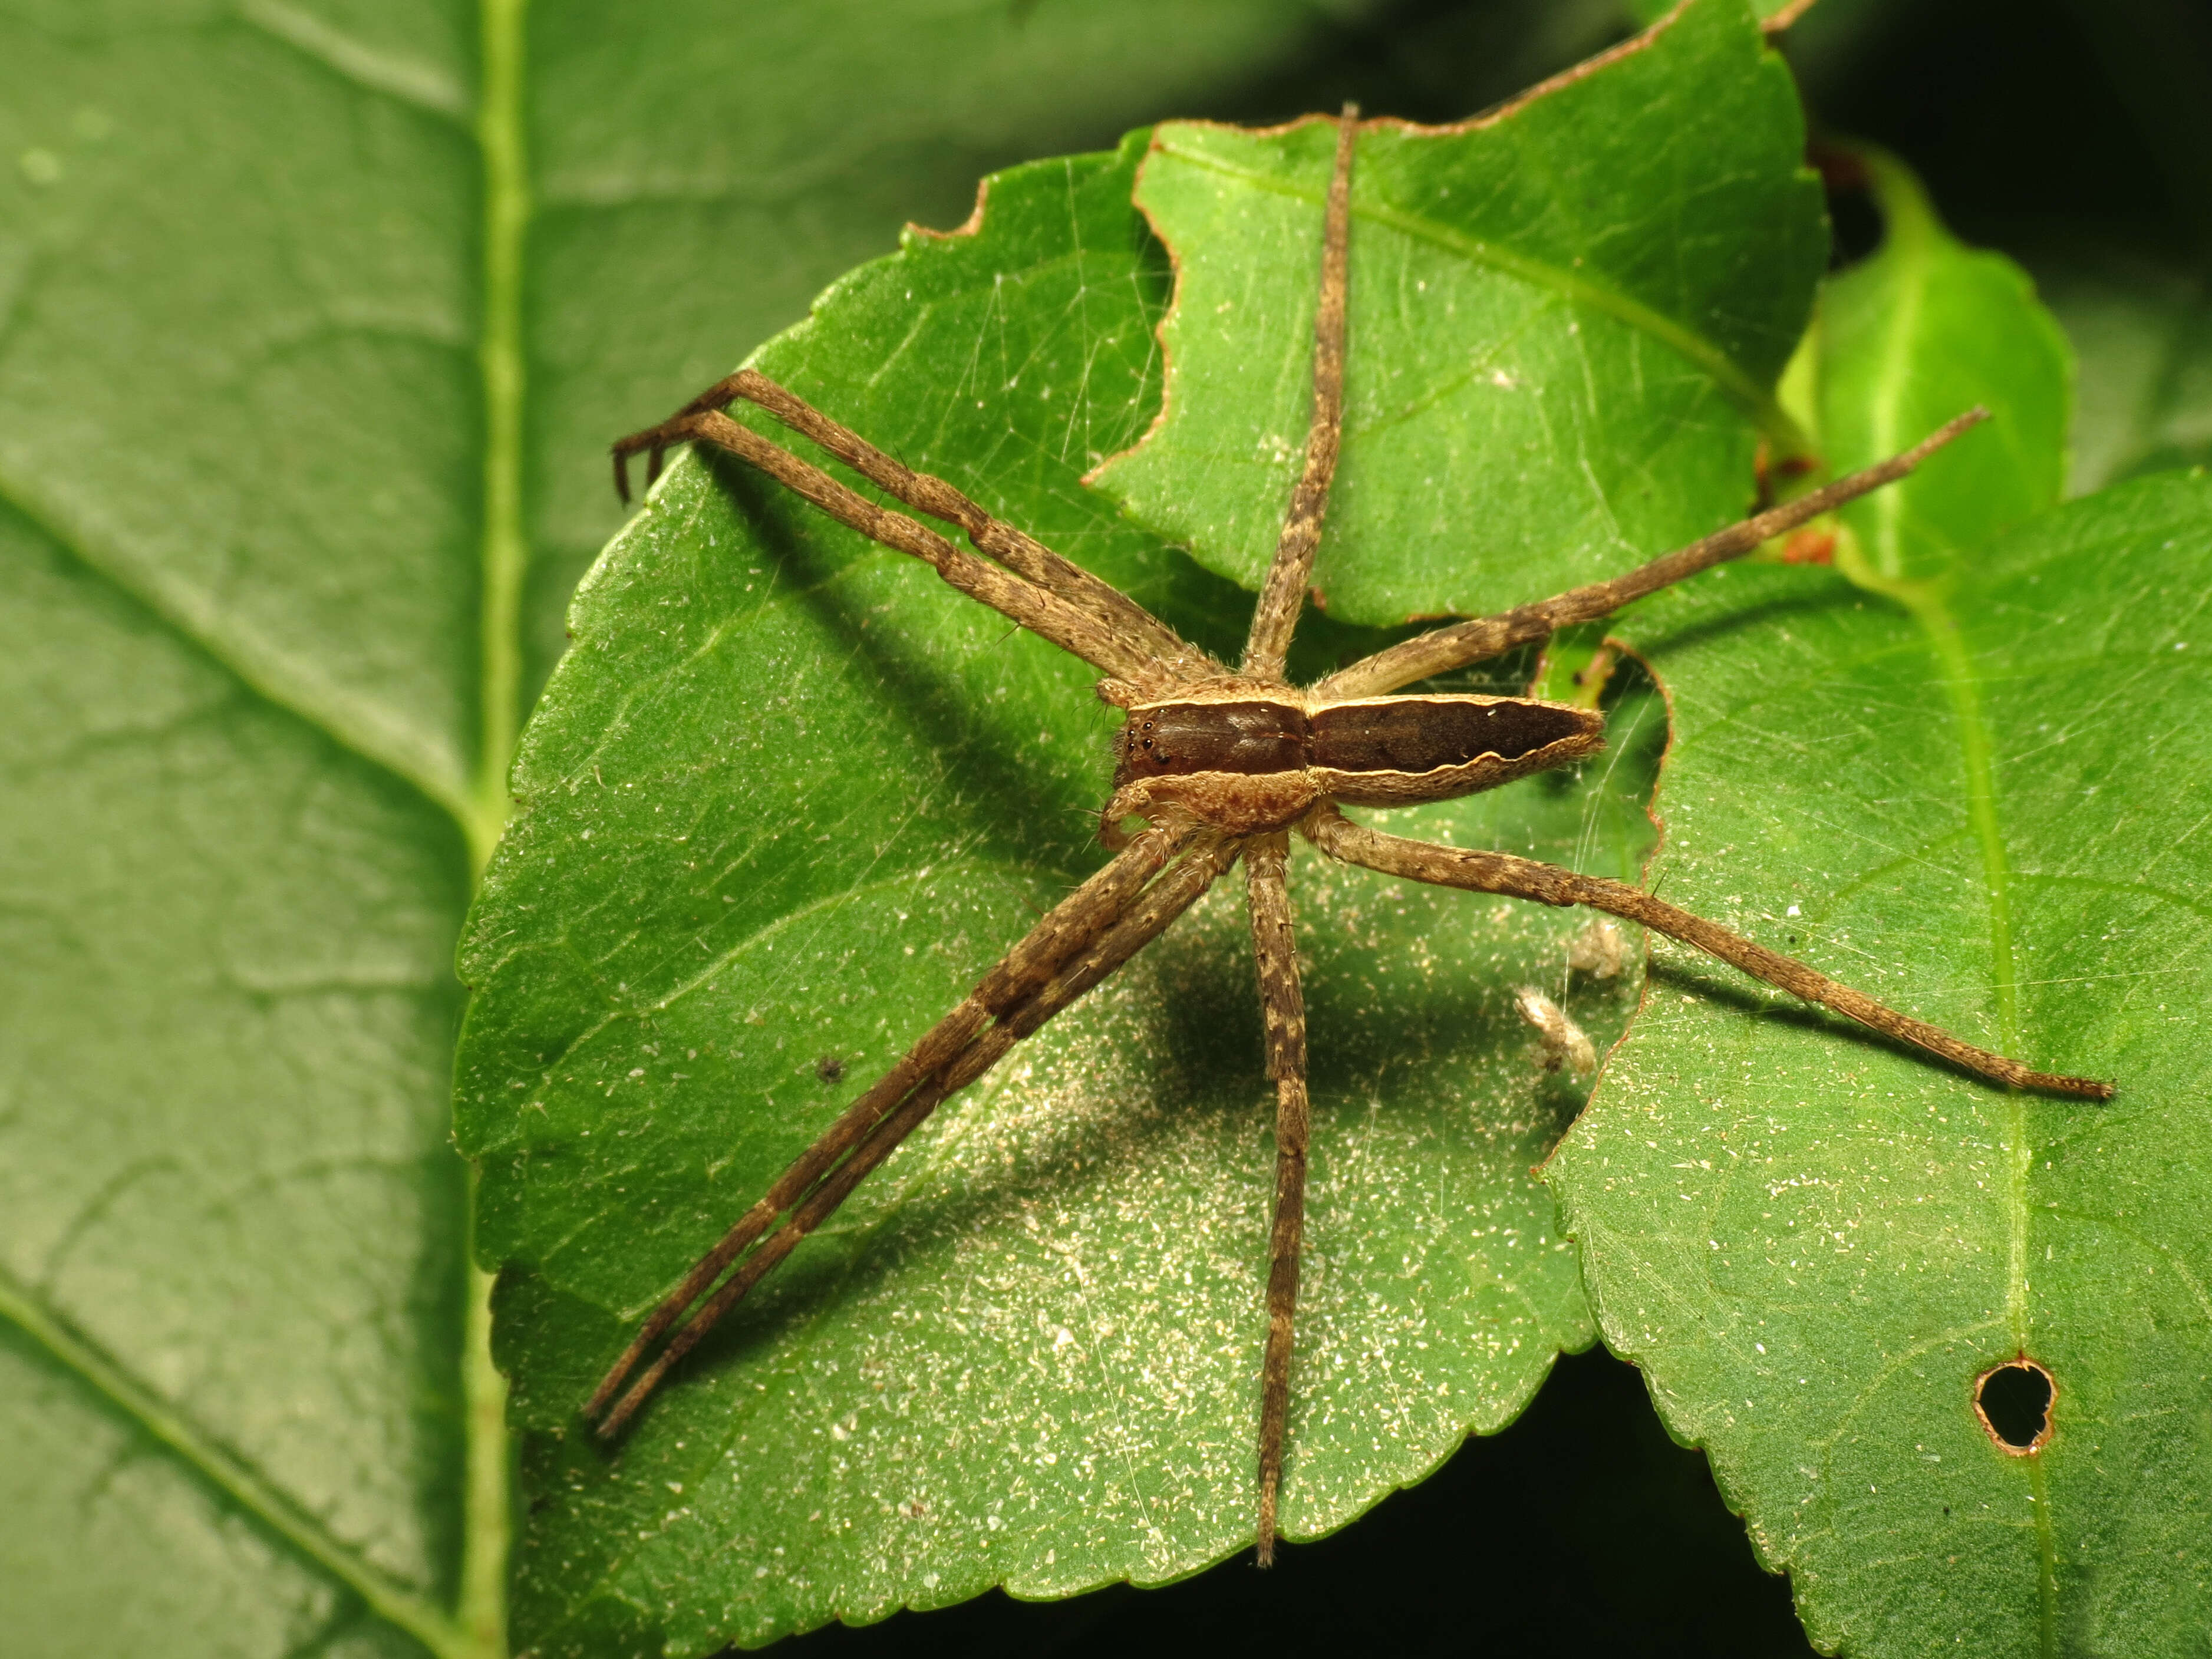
[[587, 104, 2109, 1566]]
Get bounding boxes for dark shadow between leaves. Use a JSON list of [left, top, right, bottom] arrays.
[[763, 1345, 1815, 1659]]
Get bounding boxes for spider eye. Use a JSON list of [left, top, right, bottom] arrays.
[[1141, 738, 1152, 748]]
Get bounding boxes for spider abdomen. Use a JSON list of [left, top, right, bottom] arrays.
[[1108, 691, 1604, 834]]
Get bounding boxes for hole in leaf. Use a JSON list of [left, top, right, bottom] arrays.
[[1974, 1358, 2056, 1454]]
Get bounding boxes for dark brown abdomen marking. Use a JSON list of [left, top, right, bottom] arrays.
[[1115, 694, 1597, 788], [1310, 697, 1594, 773]]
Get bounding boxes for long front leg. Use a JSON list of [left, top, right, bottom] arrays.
[[592, 829, 1242, 1436], [610, 403, 1164, 682], [617, 371, 1213, 686], [587, 820, 1199, 1429], [1304, 807, 2113, 1100], [1314, 411, 1989, 700], [1244, 830, 1311, 1565]]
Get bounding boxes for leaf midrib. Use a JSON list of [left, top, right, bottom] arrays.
[[473, 0, 531, 878], [460, 5, 527, 1654], [1837, 143, 2056, 1642]]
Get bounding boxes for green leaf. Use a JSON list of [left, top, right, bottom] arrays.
[[1090, 0, 1827, 625], [1548, 154, 2212, 1658], [0, 517, 478, 1659], [1552, 474, 2212, 1657], [0, 4, 1366, 1655], [1808, 146, 2072, 582], [0, 11, 502, 1655], [1626, 0, 1812, 23], [457, 128, 1673, 1653]]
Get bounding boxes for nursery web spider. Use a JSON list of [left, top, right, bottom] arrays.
[[586, 107, 2112, 1565]]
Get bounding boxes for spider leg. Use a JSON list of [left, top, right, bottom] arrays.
[[1303, 805, 2114, 1100], [1313, 410, 1990, 700], [1242, 105, 1359, 684], [591, 828, 1244, 1436], [586, 819, 1200, 1426], [606, 404, 1162, 681], [617, 370, 1212, 686], [1244, 830, 1311, 1567]]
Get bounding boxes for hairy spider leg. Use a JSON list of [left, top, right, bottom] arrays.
[[1232, 105, 1356, 1563], [1304, 806, 2113, 1100], [587, 820, 1205, 1429], [595, 832, 1244, 1436], [1244, 832, 1311, 1565], [642, 368, 1214, 685], [1292, 400, 2112, 1100], [1242, 104, 1359, 683], [1314, 409, 1990, 701], [606, 404, 1159, 680]]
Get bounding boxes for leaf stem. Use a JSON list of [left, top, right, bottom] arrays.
[[472, 0, 532, 876], [459, 1252, 512, 1657], [1837, 545, 2030, 1345], [458, 1, 528, 1653]]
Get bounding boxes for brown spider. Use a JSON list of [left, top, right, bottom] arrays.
[[583, 107, 2110, 1565]]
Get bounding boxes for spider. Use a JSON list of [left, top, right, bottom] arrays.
[[582, 107, 2110, 1566]]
